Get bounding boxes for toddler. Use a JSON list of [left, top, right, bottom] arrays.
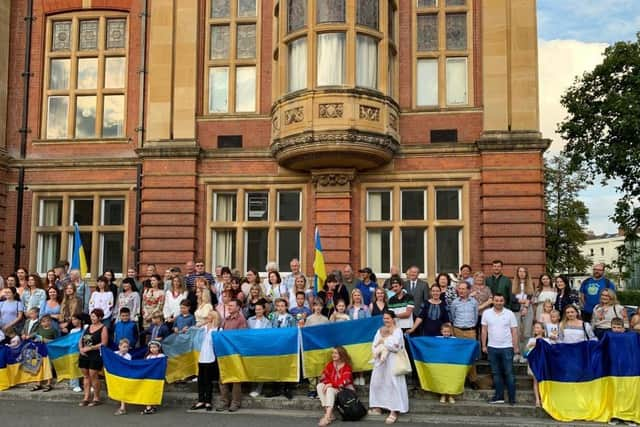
[[68, 313, 85, 392], [545, 310, 561, 342], [4, 326, 21, 348], [537, 300, 553, 324], [438, 323, 457, 404], [370, 325, 392, 365], [141, 340, 166, 415], [329, 300, 350, 322]]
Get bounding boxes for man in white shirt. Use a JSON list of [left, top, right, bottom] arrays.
[[481, 293, 519, 405]]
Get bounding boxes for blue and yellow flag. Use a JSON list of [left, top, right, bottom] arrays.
[[47, 331, 82, 381], [407, 336, 479, 395], [301, 316, 382, 378], [161, 327, 203, 383], [313, 227, 327, 294], [103, 347, 167, 405], [529, 333, 640, 424], [71, 223, 88, 277], [0, 341, 52, 391], [214, 328, 299, 383]]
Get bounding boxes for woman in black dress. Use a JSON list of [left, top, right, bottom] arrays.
[[407, 284, 449, 336], [369, 287, 388, 316], [78, 308, 109, 407]]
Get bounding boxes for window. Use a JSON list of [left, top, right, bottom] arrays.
[[206, 0, 258, 113], [317, 33, 345, 86], [357, 0, 379, 30], [288, 37, 307, 92], [33, 194, 127, 276], [415, 0, 470, 107], [436, 227, 461, 274], [287, 0, 306, 33], [436, 188, 460, 220], [43, 15, 127, 140], [317, 0, 345, 23], [210, 187, 304, 272]]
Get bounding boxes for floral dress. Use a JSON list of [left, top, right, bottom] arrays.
[[142, 288, 164, 329]]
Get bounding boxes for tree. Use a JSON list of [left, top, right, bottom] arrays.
[[558, 33, 640, 265], [545, 155, 591, 275]]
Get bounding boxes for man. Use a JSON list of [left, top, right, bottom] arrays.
[[387, 277, 414, 331], [449, 282, 480, 390], [481, 293, 519, 405], [383, 266, 401, 289], [142, 264, 157, 290], [70, 269, 91, 313], [356, 267, 377, 306], [125, 267, 141, 292], [579, 263, 616, 323], [459, 264, 474, 286], [54, 261, 70, 290], [185, 260, 215, 291], [184, 260, 195, 277], [342, 265, 357, 294], [282, 258, 301, 295], [403, 266, 428, 310], [485, 260, 512, 309], [217, 299, 247, 412]]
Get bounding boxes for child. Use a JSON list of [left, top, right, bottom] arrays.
[[114, 307, 138, 349], [438, 323, 457, 404], [21, 307, 40, 340], [173, 300, 196, 333], [4, 326, 21, 348], [610, 317, 626, 333], [114, 338, 132, 415], [267, 299, 296, 399], [289, 292, 312, 325], [141, 340, 166, 415], [370, 324, 392, 365], [545, 310, 561, 342], [68, 313, 86, 392], [526, 322, 551, 407], [31, 315, 59, 392], [329, 299, 350, 322], [143, 313, 171, 342], [537, 300, 553, 324], [305, 299, 329, 327]]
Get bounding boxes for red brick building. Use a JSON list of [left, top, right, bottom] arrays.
[[0, 0, 548, 282]]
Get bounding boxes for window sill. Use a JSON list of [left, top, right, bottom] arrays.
[[32, 138, 131, 145], [197, 113, 269, 121]]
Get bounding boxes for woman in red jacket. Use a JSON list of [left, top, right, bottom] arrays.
[[317, 346, 354, 426]]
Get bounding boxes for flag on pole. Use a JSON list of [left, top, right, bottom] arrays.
[[71, 223, 88, 277], [312, 227, 327, 295]]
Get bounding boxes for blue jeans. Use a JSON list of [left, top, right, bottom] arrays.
[[487, 347, 516, 402]]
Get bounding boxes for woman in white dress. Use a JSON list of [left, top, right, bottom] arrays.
[[368, 311, 409, 424]]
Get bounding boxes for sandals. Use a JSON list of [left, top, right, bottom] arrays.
[[368, 408, 382, 415], [385, 414, 398, 424], [42, 385, 53, 392], [114, 408, 127, 416], [31, 385, 43, 392], [141, 407, 156, 415], [78, 400, 90, 407], [87, 400, 102, 407], [190, 403, 206, 410], [318, 416, 332, 427]]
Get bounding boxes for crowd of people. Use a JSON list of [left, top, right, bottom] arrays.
[[0, 259, 639, 423]]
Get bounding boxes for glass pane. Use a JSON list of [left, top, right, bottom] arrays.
[[446, 57, 467, 105], [447, 0, 465, 6], [46, 96, 69, 139], [417, 14, 438, 51], [211, 0, 231, 18], [106, 18, 127, 49], [288, 0, 306, 32], [402, 228, 425, 273], [278, 191, 300, 221], [214, 193, 237, 221], [317, 0, 345, 23], [77, 58, 98, 89], [246, 229, 268, 271], [278, 229, 300, 272], [388, 2, 395, 40], [214, 230, 237, 267], [103, 95, 125, 137], [446, 13, 467, 50], [38, 233, 61, 274], [68, 232, 93, 271], [236, 24, 256, 59], [357, 0, 379, 29], [417, 0, 437, 7], [367, 191, 391, 221], [317, 33, 345, 86], [79, 20, 99, 51], [105, 57, 126, 88], [235, 66, 256, 112], [402, 190, 425, 220], [75, 95, 97, 138], [246, 191, 268, 221], [101, 232, 124, 273], [417, 59, 438, 106], [238, 0, 257, 17], [210, 25, 230, 59], [208, 67, 229, 113], [52, 21, 72, 51], [288, 37, 307, 92], [49, 59, 70, 90], [436, 227, 460, 274], [71, 199, 94, 225], [356, 34, 377, 89], [102, 199, 125, 225], [367, 229, 391, 274], [40, 199, 63, 226], [436, 189, 460, 220]]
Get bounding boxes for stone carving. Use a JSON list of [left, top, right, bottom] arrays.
[[272, 115, 280, 135], [359, 105, 380, 121], [285, 106, 304, 125], [271, 130, 399, 154], [389, 111, 398, 131], [319, 103, 344, 119], [311, 169, 356, 191]]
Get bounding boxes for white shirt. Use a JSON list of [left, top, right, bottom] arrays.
[[481, 307, 518, 349], [163, 290, 187, 321], [199, 326, 216, 363], [89, 291, 114, 319]]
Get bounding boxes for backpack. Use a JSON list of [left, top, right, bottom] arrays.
[[334, 388, 367, 421]]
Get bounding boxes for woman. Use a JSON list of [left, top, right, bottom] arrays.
[[591, 289, 628, 338], [216, 290, 232, 320], [356, 268, 377, 306], [191, 311, 221, 411], [243, 268, 261, 298], [369, 311, 409, 424], [117, 278, 141, 322], [45, 269, 57, 290], [348, 289, 371, 320], [229, 276, 245, 303], [289, 274, 313, 308], [631, 308, 640, 332], [103, 269, 119, 302], [0, 287, 24, 331], [5, 274, 18, 291], [78, 308, 109, 406], [317, 274, 341, 318], [435, 273, 457, 309], [163, 276, 187, 326], [142, 274, 164, 329], [317, 346, 354, 426], [59, 283, 81, 334], [370, 288, 388, 316], [194, 285, 214, 327], [243, 284, 265, 319], [559, 305, 596, 343], [265, 270, 287, 302], [16, 267, 28, 293], [40, 286, 62, 329], [469, 271, 493, 331], [512, 266, 534, 361], [554, 275, 579, 313], [407, 284, 449, 337], [89, 276, 114, 328], [22, 274, 47, 313], [534, 273, 557, 320]]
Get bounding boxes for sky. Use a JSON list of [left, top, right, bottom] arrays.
[[537, 0, 640, 235]]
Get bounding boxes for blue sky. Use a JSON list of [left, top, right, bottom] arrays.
[[537, 0, 640, 234]]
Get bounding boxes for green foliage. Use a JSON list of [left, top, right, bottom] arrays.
[[617, 291, 640, 307]]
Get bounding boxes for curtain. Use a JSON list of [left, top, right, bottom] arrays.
[[216, 193, 236, 222], [288, 37, 307, 92], [356, 34, 378, 89], [417, 59, 438, 106], [368, 192, 382, 221], [41, 200, 61, 226], [446, 57, 467, 105], [38, 233, 60, 273], [317, 33, 345, 86], [215, 230, 235, 268]]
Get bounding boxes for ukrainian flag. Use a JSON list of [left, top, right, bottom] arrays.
[[214, 327, 299, 383], [529, 332, 640, 424], [301, 316, 382, 378], [407, 336, 479, 395], [0, 341, 52, 391], [47, 331, 82, 381], [161, 327, 203, 383], [71, 223, 88, 277], [103, 347, 167, 405], [313, 227, 327, 294]]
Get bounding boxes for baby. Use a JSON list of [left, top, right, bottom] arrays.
[[370, 326, 392, 364]]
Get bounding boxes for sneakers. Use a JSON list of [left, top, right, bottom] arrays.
[[215, 402, 228, 412], [488, 398, 505, 404], [249, 391, 260, 398], [228, 403, 240, 412], [439, 395, 447, 404], [448, 396, 456, 404], [72, 386, 82, 393]]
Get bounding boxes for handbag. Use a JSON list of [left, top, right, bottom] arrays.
[[392, 346, 412, 376], [510, 295, 521, 313]]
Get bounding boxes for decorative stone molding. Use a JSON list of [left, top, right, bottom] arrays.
[[311, 168, 356, 192], [388, 111, 398, 131], [319, 103, 344, 119], [359, 105, 380, 121], [272, 115, 280, 135], [477, 131, 551, 152], [271, 130, 398, 153], [284, 106, 304, 125]]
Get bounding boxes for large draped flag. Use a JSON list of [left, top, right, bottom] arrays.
[[301, 316, 382, 378], [102, 347, 167, 406], [70, 223, 88, 277], [312, 227, 326, 294], [0, 341, 52, 391], [214, 328, 299, 383], [47, 331, 82, 381], [161, 327, 203, 383], [528, 332, 640, 424], [407, 336, 479, 395]]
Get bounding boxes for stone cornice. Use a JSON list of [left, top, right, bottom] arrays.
[[9, 157, 140, 169], [477, 131, 551, 152], [136, 140, 201, 158]]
